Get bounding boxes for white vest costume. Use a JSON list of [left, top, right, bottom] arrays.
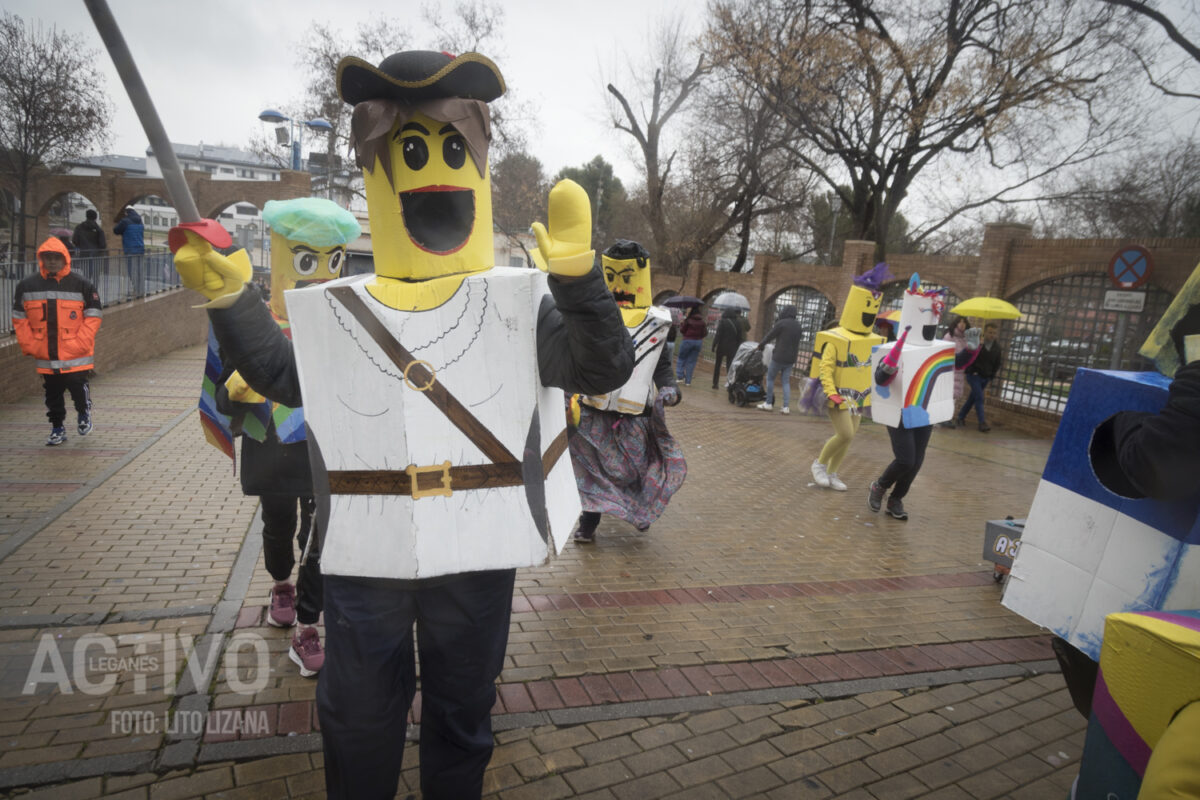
[[285, 268, 579, 580], [581, 306, 670, 414]]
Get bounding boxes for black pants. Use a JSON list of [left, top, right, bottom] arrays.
[[712, 351, 735, 388], [43, 372, 90, 428], [259, 495, 323, 626], [578, 510, 602, 534], [877, 424, 932, 500], [317, 568, 516, 800]]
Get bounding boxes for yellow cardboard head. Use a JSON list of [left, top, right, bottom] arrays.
[[839, 262, 891, 334], [340, 51, 505, 284], [601, 240, 652, 309], [261, 198, 361, 319]]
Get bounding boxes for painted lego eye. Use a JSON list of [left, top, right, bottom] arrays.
[[402, 136, 428, 171], [328, 250, 344, 275], [292, 251, 318, 275], [443, 134, 466, 169]]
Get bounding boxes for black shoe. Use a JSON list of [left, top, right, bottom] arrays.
[[939, 419, 957, 429], [886, 497, 908, 521], [573, 528, 595, 543], [867, 481, 884, 512], [978, 423, 991, 433], [77, 411, 92, 436]]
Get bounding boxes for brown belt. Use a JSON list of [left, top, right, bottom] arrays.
[[323, 286, 569, 498]]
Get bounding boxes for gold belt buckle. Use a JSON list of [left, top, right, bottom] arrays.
[[406, 461, 453, 499]]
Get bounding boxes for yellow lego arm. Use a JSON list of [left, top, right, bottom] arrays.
[[173, 230, 252, 307], [818, 343, 844, 404], [225, 370, 265, 405], [531, 179, 594, 278]]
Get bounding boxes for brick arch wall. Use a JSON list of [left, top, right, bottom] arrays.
[[12, 167, 310, 255]]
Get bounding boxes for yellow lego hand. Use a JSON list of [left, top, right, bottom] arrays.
[[173, 231, 252, 302], [531, 179, 594, 278], [225, 370, 265, 404]]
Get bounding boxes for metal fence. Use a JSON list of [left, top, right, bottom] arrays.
[[1, 248, 179, 335]]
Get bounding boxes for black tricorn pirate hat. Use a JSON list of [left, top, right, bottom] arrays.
[[337, 50, 506, 105]]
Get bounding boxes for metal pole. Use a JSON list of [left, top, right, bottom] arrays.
[[828, 193, 840, 265], [83, 0, 200, 223], [1110, 312, 1129, 370]]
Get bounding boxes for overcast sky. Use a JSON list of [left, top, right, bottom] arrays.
[[8, 0, 707, 186]]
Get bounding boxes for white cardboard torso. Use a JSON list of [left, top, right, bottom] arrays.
[[284, 268, 579, 580], [581, 306, 670, 414], [869, 341, 955, 427]]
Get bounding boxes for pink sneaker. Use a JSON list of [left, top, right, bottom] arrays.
[[267, 583, 296, 627], [289, 626, 324, 677]]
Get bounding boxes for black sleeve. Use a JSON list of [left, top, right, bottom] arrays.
[[760, 322, 781, 346], [208, 288, 303, 408], [536, 267, 635, 395], [1089, 362, 1200, 500], [653, 342, 676, 390]]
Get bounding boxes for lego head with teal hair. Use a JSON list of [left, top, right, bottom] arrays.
[[262, 198, 362, 319]]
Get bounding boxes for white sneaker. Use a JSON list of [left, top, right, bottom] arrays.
[[757, 402, 773, 411], [827, 473, 848, 491], [781, 406, 790, 415], [811, 460, 831, 488]]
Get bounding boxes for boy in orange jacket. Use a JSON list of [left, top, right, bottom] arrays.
[[12, 238, 103, 445]]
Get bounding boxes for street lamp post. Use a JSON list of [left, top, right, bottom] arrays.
[[257, 109, 333, 172]]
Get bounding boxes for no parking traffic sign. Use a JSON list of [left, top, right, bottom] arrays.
[[1107, 245, 1153, 289]]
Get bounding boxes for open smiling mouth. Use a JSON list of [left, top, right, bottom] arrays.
[[862, 311, 877, 328], [399, 186, 475, 255], [923, 324, 937, 341]]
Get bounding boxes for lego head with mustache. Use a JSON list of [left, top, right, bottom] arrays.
[[339, 50, 505, 284], [601, 239, 652, 310], [262, 198, 361, 320]]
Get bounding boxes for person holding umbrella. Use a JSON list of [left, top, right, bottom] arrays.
[[943, 296, 1020, 433]]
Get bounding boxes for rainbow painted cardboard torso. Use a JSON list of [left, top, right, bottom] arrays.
[[870, 341, 955, 427], [284, 268, 579, 580]]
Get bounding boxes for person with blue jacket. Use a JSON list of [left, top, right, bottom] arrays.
[[113, 207, 145, 298]]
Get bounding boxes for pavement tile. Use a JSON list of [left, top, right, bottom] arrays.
[[0, 350, 1081, 798]]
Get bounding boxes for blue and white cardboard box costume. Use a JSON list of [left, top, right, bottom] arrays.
[[1002, 368, 1200, 659]]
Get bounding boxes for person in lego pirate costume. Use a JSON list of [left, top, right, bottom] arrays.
[[172, 51, 633, 800], [568, 240, 685, 543], [804, 263, 890, 491], [199, 198, 361, 678]]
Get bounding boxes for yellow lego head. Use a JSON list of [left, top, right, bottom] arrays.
[[339, 51, 505, 282], [839, 262, 891, 334], [261, 198, 361, 319], [601, 240, 652, 309]]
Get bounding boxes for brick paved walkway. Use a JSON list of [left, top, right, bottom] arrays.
[[0, 348, 1082, 799]]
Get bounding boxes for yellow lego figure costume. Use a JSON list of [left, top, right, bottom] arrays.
[[171, 50, 633, 799], [807, 263, 889, 491]]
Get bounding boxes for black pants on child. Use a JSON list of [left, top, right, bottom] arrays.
[[877, 424, 932, 500], [43, 372, 90, 427], [259, 494, 323, 626], [578, 510, 602, 535]]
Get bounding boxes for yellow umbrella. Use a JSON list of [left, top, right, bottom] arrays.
[[949, 297, 1022, 320]]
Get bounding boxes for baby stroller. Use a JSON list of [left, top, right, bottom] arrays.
[[726, 341, 767, 407]]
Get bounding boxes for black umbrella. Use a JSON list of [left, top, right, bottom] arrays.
[[662, 295, 703, 309]]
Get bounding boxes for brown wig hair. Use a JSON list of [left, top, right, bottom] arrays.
[[349, 97, 491, 185]]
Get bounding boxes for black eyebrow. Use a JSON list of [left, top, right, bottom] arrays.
[[400, 122, 430, 135], [289, 245, 317, 253], [438, 124, 457, 135]]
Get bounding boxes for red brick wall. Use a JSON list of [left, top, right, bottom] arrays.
[[0, 289, 208, 404]]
